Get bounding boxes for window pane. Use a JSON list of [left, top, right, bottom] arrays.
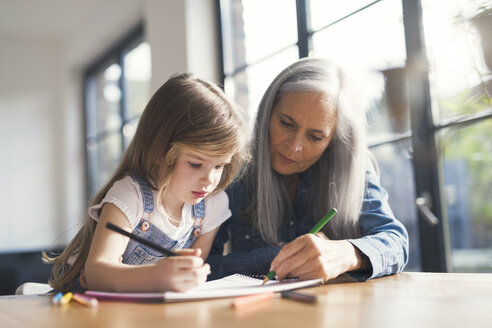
[[311, 0, 407, 143], [123, 119, 138, 149], [87, 133, 122, 195], [309, 0, 378, 31], [224, 46, 299, 126], [89, 63, 122, 136], [371, 140, 421, 271], [242, 0, 297, 63], [441, 119, 492, 272], [221, 0, 297, 74], [124, 42, 152, 120], [422, 0, 491, 121]]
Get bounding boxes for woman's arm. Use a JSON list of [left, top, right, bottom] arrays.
[[269, 234, 368, 282], [84, 203, 210, 292], [346, 169, 409, 280], [270, 169, 409, 282], [206, 224, 281, 280]]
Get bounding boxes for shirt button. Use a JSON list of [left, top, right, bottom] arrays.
[[244, 234, 250, 240], [141, 221, 150, 232], [289, 221, 294, 226]]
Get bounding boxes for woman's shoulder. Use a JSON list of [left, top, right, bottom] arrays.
[[224, 179, 247, 199]]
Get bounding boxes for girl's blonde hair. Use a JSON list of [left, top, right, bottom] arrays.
[[44, 73, 249, 291]]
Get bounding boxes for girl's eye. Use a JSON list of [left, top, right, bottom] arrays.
[[188, 162, 201, 168], [280, 119, 294, 128], [215, 164, 226, 170]]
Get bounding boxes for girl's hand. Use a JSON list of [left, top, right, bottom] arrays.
[[152, 248, 211, 292], [269, 233, 367, 282]]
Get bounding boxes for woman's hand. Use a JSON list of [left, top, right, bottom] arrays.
[[152, 248, 211, 292], [269, 233, 367, 282]]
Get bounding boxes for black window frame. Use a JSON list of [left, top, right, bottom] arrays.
[[82, 23, 145, 203], [217, 0, 492, 272]]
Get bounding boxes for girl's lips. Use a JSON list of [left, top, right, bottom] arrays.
[[192, 191, 207, 198], [279, 153, 296, 164]]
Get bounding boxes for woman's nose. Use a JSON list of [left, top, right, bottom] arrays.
[[288, 134, 303, 153]]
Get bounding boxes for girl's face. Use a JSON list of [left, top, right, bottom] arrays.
[[162, 149, 232, 213], [269, 91, 337, 176]]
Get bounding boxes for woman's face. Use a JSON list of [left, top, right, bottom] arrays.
[[269, 91, 337, 176]]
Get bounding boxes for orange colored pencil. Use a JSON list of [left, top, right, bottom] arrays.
[[73, 293, 99, 307], [232, 292, 275, 309]]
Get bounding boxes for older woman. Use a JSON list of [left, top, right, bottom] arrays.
[[207, 58, 408, 282]]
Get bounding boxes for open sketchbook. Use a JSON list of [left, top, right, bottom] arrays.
[[85, 274, 323, 303]]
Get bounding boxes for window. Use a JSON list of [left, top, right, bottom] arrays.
[[220, 0, 299, 124], [421, 0, 492, 272], [218, 0, 492, 273], [84, 25, 151, 200]]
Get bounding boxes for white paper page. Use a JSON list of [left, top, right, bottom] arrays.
[[162, 274, 323, 301], [85, 274, 323, 302]]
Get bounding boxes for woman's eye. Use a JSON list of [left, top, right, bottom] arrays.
[[188, 162, 201, 168], [280, 119, 294, 128], [215, 164, 226, 170], [310, 135, 322, 142]]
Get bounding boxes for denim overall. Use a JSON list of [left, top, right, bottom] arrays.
[[68, 175, 205, 292], [121, 175, 205, 265]]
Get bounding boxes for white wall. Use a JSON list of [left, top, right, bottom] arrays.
[[0, 0, 220, 252], [0, 35, 63, 251], [146, 0, 220, 91]]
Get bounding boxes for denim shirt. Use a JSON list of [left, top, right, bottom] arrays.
[[207, 167, 409, 281]]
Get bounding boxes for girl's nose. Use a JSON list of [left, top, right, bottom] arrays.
[[200, 168, 215, 185]]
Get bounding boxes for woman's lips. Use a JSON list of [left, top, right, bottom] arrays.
[[192, 191, 207, 198], [279, 153, 296, 164]]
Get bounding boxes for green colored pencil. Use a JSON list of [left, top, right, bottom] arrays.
[[262, 208, 337, 285]]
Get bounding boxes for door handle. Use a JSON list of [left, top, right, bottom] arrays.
[[415, 192, 439, 226]]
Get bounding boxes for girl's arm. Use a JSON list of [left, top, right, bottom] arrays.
[[191, 226, 220, 261], [84, 203, 210, 292]]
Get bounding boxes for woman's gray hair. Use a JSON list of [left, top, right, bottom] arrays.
[[249, 57, 367, 243]]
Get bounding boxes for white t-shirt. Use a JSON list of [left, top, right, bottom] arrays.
[[88, 176, 231, 240]]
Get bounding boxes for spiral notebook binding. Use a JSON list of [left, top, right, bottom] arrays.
[[238, 274, 277, 281]]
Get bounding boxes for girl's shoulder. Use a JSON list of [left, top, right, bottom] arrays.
[[199, 191, 231, 234], [106, 175, 144, 210], [88, 176, 144, 228], [110, 175, 141, 192], [204, 190, 229, 208]]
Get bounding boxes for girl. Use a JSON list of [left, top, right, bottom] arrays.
[[44, 73, 249, 293]]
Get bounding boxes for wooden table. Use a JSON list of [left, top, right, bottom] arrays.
[[1, 272, 491, 328]]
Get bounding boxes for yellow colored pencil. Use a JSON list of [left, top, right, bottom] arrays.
[[59, 292, 74, 305]]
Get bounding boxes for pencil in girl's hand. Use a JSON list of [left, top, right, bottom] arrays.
[[262, 208, 337, 285], [105, 222, 176, 257]]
